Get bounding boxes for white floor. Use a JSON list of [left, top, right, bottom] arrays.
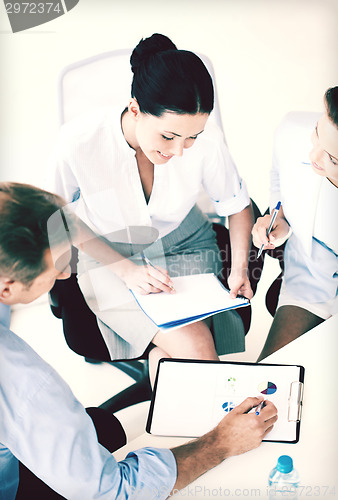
[[10, 255, 280, 442]]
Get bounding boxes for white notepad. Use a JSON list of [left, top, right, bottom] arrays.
[[131, 273, 249, 331], [147, 359, 304, 443]]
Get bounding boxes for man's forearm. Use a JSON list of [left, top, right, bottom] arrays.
[[170, 427, 225, 492]]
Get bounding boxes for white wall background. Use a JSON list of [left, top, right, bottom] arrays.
[[1, 0, 337, 212]]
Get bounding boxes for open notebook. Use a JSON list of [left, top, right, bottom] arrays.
[[131, 273, 249, 331], [147, 359, 304, 443]]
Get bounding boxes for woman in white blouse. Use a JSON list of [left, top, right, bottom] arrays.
[[48, 34, 255, 382], [252, 87, 338, 361]]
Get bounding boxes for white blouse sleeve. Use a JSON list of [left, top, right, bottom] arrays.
[[269, 116, 288, 213], [201, 124, 250, 217], [269, 148, 282, 213]]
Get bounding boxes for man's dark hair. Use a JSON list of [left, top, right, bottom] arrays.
[[325, 86, 338, 128], [0, 182, 65, 286], [130, 33, 214, 117]]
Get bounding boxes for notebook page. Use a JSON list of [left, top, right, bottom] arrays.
[[131, 273, 248, 326]]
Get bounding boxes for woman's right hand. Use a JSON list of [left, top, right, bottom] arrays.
[[114, 259, 175, 295], [252, 214, 291, 251]]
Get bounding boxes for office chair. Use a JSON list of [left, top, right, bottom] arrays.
[[58, 48, 224, 130], [49, 246, 153, 413], [49, 48, 264, 413], [213, 198, 264, 335], [49, 201, 264, 413]]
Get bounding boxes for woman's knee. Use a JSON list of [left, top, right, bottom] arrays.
[[172, 327, 217, 358]]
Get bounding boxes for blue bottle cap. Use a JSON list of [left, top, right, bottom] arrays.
[[277, 455, 293, 473]]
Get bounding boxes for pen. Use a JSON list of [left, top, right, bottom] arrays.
[[257, 201, 281, 259], [255, 401, 265, 415], [141, 252, 175, 291]]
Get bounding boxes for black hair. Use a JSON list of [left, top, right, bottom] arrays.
[[130, 33, 214, 117], [0, 183, 66, 286], [325, 87, 338, 128]]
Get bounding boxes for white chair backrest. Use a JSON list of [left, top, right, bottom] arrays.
[[58, 49, 224, 133]]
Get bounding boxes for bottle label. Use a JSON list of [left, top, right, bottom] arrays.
[[268, 485, 298, 499]]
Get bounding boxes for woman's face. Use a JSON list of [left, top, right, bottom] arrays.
[[133, 109, 209, 164], [309, 110, 338, 187]]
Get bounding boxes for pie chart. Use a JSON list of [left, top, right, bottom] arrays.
[[258, 381, 277, 395], [222, 401, 235, 412]]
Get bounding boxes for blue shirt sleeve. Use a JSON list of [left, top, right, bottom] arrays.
[[0, 327, 177, 499], [115, 448, 177, 499], [0, 303, 11, 329]]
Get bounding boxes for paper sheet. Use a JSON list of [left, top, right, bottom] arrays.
[[131, 273, 249, 330]]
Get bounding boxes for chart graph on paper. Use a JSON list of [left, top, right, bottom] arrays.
[[258, 381, 277, 395]]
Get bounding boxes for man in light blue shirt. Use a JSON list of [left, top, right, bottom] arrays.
[[0, 303, 10, 328], [0, 182, 277, 499]]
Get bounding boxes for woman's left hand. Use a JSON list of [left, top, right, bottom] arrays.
[[228, 269, 253, 300]]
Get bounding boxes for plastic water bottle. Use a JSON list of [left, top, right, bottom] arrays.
[[268, 455, 300, 499]]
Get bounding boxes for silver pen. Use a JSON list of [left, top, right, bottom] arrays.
[[141, 252, 175, 291], [255, 401, 265, 415], [257, 201, 281, 259]]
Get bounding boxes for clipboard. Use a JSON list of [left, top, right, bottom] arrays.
[[146, 359, 305, 443]]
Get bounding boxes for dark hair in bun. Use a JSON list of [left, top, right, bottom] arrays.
[[130, 33, 214, 117], [325, 87, 338, 128]]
